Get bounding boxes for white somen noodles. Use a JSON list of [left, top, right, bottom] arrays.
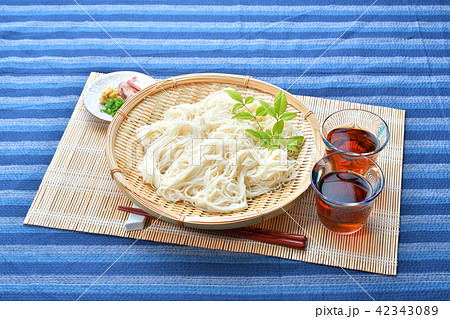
[[136, 89, 301, 213]]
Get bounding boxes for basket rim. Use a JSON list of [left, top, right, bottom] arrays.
[[105, 72, 324, 229]]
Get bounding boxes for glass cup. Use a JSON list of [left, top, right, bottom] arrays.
[[320, 109, 390, 163], [310, 153, 384, 235]]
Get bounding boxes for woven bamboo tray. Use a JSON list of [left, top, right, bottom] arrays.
[[105, 73, 324, 230]]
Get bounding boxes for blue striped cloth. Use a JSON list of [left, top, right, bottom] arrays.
[[1, 0, 449, 301]]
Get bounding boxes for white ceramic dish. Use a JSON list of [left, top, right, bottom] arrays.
[[84, 71, 157, 122]]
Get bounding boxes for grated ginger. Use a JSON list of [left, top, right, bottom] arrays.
[[100, 87, 122, 104]]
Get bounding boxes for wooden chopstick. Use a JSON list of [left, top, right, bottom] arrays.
[[238, 226, 306, 242], [118, 205, 306, 250], [213, 229, 306, 249]]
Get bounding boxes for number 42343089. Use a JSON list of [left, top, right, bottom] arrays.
[[375, 305, 438, 316]]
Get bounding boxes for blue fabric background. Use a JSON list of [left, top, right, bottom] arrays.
[[0, 0, 449, 300]]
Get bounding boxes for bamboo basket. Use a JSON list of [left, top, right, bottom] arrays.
[[105, 73, 324, 229]]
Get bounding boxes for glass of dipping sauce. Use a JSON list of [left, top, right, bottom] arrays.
[[310, 153, 384, 234], [320, 109, 390, 164]]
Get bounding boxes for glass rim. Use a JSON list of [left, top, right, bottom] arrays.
[[310, 153, 385, 207], [320, 108, 390, 157]]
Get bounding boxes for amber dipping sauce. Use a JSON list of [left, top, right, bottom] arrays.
[[326, 127, 379, 155], [316, 171, 373, 234], [325, 127, 380, 171]]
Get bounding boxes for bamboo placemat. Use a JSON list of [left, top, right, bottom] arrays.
[[24, 72, 405, 275]]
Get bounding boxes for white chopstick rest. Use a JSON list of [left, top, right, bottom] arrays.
[[124, 204, 146, 231]]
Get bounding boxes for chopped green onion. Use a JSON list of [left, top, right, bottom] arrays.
[[100, 98, 125, 117]]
